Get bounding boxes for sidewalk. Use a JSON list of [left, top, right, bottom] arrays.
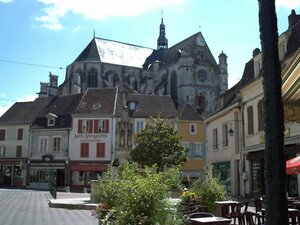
[[48, 191, 97, 210]]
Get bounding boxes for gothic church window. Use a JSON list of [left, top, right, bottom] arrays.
[[198, 95, 205, 111], [88, 68, 98, 87], [112, 74, 120, 87], [170, 72, 177, 105], [197, 70, 207, 82], [120, 130, 125, 147], [127, 130, 132, 147], [132, 79, 138, 91]]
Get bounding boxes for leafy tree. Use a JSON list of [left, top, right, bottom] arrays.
[[130, 118, 187, 172]]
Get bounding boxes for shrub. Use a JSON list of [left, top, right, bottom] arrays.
[[190, 174, 230, 212], [93, 163, 185, 225]]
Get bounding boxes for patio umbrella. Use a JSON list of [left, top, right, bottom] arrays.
[[286, 156, 300, 175]]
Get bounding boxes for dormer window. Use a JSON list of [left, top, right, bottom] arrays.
[[47, 113, 58, 127], [128, 101, 136, 111], [48, 118, 55, 126]]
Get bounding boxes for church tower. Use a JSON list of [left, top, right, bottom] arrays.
[[157, 12, 168, 50]]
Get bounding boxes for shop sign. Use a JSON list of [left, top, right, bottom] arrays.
[[74, 133, 108, 141], [30, 161, 65, 167]]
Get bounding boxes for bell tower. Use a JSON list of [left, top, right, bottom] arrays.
[[157, 11, 168, 50]]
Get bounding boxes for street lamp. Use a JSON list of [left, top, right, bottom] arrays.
[[228, 128, 234, 137]]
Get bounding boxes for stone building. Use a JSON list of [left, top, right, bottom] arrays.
[[57, 16, 228, 114]]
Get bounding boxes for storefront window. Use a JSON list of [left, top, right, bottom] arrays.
[[30, 169, 54, 183], [72, 171, 101, 185], [212, 161, 231, 193], [251, 159, 265, 194]]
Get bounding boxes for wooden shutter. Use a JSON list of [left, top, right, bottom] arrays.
[[94, 120, 99, 133], [78, 120, 82, 133], [0, 129, 5, 141], [80, 143, 89, 157], [16, 146, 22, 157], [17, 128, 23, 140], [247, 106, 254, 135], [89, 120, 93, 133], [96, 143, 105, 158], [105, 120, 109, 133]]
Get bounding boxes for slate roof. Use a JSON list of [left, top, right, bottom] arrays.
[[0, 97, 53, 126], [179, 104, 203, 121], [74, 88, 118, 116], [126, 94, 178, 118], [74, 38, 153, 68], [32, 93, 84, 128], [162, 32, 216, 66]]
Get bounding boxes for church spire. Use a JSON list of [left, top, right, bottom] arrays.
[[157, 11, 168, 50]]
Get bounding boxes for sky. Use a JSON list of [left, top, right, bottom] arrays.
[[0, 0, 300, 116]]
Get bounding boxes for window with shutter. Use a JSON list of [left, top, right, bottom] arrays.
[[247, 105, 254, 135], [17, 128, 23, 140], [0, 129, 5, 141], [96, 143, 105, 158], [80, 143, 89, 158], [16, 146, 22, 157]]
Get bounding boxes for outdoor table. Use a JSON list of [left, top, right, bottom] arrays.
[[189, 216, 232, 225], [214, 200, 239, 217], [261, 208, 299, 224], [291, 201, 300, 210]]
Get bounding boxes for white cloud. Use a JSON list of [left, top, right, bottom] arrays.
[[0, 95, 36, 117], [0, 105, 10, 117], [16, 95, 37, 102], [276, 0, 300, 9], [0, 0, 13, 4], [36, 0, 184, 30]]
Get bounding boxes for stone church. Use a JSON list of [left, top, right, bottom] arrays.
[[57, 16, 228, 114]]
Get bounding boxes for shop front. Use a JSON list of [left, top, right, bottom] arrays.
[[212, 161, 231, 193], [28, 160, 67, 190], [69, 161, 109, 192], [0, 159, 27, 187]]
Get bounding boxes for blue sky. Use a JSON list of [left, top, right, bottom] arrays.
[[0, 0, 300, 116]]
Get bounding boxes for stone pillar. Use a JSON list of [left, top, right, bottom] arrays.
[[90, 180, 98, 203]]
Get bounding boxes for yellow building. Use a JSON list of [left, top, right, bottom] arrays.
[[177, 104, 206, 186]]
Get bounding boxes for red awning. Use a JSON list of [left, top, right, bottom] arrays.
[[286, 156, 300, 175]]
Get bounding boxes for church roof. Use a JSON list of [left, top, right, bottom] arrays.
[[126, 94, 178, 118], [162, 32, 217, 66], [143, 32, 218, 69], [74, 38, 154, 68]]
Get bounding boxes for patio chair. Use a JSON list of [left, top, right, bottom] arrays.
[[228, 202, 246, 225], [244, 211, 264, 225]]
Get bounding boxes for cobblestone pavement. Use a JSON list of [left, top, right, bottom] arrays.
[[0, 189, 98, 225]]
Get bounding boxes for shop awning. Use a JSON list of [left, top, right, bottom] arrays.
[[286, 156, 300, 175]]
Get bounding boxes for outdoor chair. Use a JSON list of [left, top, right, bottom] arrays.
[[244, 211, 264, 225], [227, 202, 246, 225]]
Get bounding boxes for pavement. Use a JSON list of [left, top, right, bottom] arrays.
[[0, 188, 98, 225], [47, 191, 97, 210]]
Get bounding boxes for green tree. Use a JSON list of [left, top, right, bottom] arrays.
[[130, 118, 187, 172]]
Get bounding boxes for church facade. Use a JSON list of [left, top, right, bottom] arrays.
[[59, 17, 228, 114]]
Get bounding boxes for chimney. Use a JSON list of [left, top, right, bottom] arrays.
[[288, 9, 300, 29], [253, 48, 261, 58]]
